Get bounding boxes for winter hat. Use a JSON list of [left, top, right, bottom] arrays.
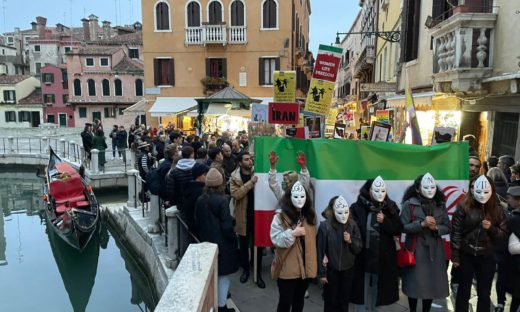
[[206, 168, 223, 187], [192, 163, 209, 180]]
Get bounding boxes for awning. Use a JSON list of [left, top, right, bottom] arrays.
[[227, 109, 251, 118], [123, 99, 148, 115], [385, 92, 460, 111], [149, 97, 198, 117], [205, 103, 230, 115], [187, 110, 198, 117]]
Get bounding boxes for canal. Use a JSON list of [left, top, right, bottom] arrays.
[[0, 166, 157, 312]]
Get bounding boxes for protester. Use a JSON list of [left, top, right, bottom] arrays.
[[401, 173, 450, 312], [207, 147, 223, 168], [510, 164, 520, 186], [92, 128, 107, 172], [268, 151, 310, 201], [137, 141, 154, 201], [195, 168, 239, 312], [157, 143, 177, 203], [231, 139, 242, 156], [116, 125, 128, 161], [154, 135, 165, 162], [81, 123, 93, 162], [452, 175, 508, 312], [350, 177, 403, 311], [222, 143, 237, 178], [128, 124, 136, 152], [191, 135, 203, 154], [507, 186, 520, 312], [183, 163, 209, 240], [487, 167, 509, 200], [470, 156, 482, 180], [270, 181, 317, 312], [110, 125, 118, 160], [317, 196, 362, 312], [499, 155, 515, 183], [196, 147, 208, 164]]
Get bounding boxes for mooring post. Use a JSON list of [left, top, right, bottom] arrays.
[[126, 169, 139, 208], [165, 206, 180, 269], [147, 194, 161, 233], [91, 149, 99, 174]]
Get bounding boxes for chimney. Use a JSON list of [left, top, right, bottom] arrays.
[[102, 20, 111, 39], [88, 14, 99, 41], [30, 22, 37, 31], [36, 16, 47, 39], [56, 23, 64, 32], [81, 18, 90, 41]]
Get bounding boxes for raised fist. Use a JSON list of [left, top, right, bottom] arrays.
[[269, 151, 278, 166], [297, 152, 307, 168]]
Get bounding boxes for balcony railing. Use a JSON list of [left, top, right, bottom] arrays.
[[185, 24, 247, 45], [229, 26, 247, 44], [353, 36, 375, 78]]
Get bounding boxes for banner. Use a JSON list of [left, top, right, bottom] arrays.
[[273, 71, 296, 102], [305, 45, 343, 116], [251, 104, 268, 123], [268, 102, 300, 125], [253, 137, 469, 247]]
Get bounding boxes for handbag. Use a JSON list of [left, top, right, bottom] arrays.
[[271, 214, 296, 280], [397, 205, 417, 267]]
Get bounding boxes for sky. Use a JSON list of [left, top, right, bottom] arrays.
[[1, 0, 359, 54]]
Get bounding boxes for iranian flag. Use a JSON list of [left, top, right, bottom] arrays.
[[254, 137, 469, 250]]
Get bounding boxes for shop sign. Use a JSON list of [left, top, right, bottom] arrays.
[[268, 102, 300, 125], [360, 82, 397, 92], [273, 71, 296, 102]]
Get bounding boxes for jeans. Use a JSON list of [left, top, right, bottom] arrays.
[[218, 275, 231, 307], [112, 141, 117, 157], [456, 253, 496, 312], [276, 278, 311, 312], [495, 260, 507, 306], [238, 235, 263, 274], [323, 268, 354, 312]]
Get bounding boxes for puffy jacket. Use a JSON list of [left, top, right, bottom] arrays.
[[165, 159, 194, 207], [451, 204, 508, 263]]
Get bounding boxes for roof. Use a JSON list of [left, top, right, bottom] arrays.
[[0, 75, 32, 85], [207, 87, 257, 101], [95, 31, 142, 45], [76, 45, 121, 55], [18, 87, 42, 105], [113, 57, 143, 73]]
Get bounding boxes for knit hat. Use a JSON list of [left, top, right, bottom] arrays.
[[192, 163, 209, 180], [206, 168, 223, 187]]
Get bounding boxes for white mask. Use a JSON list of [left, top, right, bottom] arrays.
[[370, 176, 387, 203], [420, 173, 437, 199], [290, 181, 307, 209], [473, 175, 492, 204], [333, 196, 349, 224]]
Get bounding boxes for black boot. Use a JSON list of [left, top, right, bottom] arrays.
[[256, 273, 265, 289], [218, 305, 235, 312], [239, 269, 249, 283]]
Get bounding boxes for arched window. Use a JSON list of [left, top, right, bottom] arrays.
[[87, 79, 96, 96], [114, 79, 123, 96], [155, 1, 171, 31], [135, 79, 143, 96], [262, 0, 277, 29], [102, 79, 110, 96], [208, 1, 222, 25], [186, 1, 201, 27], [230, 1, 244, 26], [73, 79, 81, 96]]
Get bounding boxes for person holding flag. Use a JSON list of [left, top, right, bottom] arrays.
[[268, 151, 311, 201]]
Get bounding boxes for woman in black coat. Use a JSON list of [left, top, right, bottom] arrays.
[[350, 177, 403, 310], [195, 168, 238, 312]]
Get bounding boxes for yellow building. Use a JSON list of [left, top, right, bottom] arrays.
[[374, 0, 400, 84], [141, 0, 312, 131]]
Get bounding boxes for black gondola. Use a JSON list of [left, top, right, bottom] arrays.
[[43, 147, 99, 251]]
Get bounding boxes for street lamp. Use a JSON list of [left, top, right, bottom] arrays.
[[335, 30, 401, 45]]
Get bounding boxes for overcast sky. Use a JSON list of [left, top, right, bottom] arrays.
[[2, 0, 359, 54]]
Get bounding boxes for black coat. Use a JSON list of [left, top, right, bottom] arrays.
[[116, 130, 128, 149], [81, 131, 93, 152], [508, 210, 520, 298], [157, 158, 173, 201], [183, 181, 205, 238], [495, 180, 508, 200], [165, 165, 193, 207], [195, 193, 239, 276], [350, 192, 403, 306]]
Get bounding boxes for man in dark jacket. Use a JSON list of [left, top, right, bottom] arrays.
[[81, 123, 93, 163], [158, 143, 176, 202], [110, 125, 118, 160], [221, 143, 237, 177], [499, 155, 515, 183], [182, 163, 209, 241], [116, 125, 128, 161]]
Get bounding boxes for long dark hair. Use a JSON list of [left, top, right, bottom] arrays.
[[402, 174, 445, 205], [463, 175, 501, 223], [280, 184, 316, 226], [359, 178, 399, 215]]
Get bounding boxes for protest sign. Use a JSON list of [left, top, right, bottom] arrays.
[[273, 71, 296, 102]]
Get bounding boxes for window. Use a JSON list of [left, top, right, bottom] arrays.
[[100, 58, 109, 67], [64, 46, 72, 53], [153, 58, 175, 86], [403, 0, 421, 62], [135, 79, 143, 96], [129, 48, 139, 59], [42, 73, 54, 83], [79, 107, 87, 118], [104, 107, 117, 118], [259, 57, 279, 85], [73, 79, 82, 96], [208, 1, 223, 25], [206, 58, 227, 79], [43, 94, 55, 104], [47, 114, 55, 123], [262, 0, 278, 29], [85, 58, 94, 67], [3, 90, 16, 103], [62, 94, 68, 104], [119, 108, 125, 115], [155, 1, 171, 31], [230, 1, 245, 26], [102, 79, 110, 96], [5, 111, 16, 122], [186, 1, 201, 27], [115, 79, 123, 96], [35, 63, 42, 74], [6, 37, 13, 44], [87, 79, 96, 96], [18, 111, 31, 122], [34, 45, 41, 52]]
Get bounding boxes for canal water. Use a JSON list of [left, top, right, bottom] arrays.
[[0, 166, 157, 312]]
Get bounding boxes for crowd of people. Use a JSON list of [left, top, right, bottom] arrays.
[[80, 121, 520, 312]]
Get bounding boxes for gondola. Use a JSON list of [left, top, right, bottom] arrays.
[[42, 147, 99, 251]]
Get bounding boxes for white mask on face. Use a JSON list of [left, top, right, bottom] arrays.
[[473, 175, 492, 204], [333, 196, 349, 224], [370, 176, 387, 203], [420, 173, 437, 199], [291, 181, 307, 209]]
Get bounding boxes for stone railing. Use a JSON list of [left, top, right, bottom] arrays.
[[186, 24, 247, 45], [229, 26, 247, 44]]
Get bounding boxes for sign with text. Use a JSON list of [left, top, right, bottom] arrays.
[[360, 82, 397, 92], [268, 102, 300, 125], [273, 71, 296, 102], [251, 104, 268, 123], [305, 79, 335, 115]]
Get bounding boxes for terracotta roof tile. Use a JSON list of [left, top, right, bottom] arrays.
[[18, 87, 42, 105], [0, 75, 32, 85], [113, 57, 143, 73], [77, 45, 121, 55]]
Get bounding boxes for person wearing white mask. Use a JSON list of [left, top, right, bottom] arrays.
[[400, 173, 451, 312], [317, 196, 362, 312], [270, 181, 317, 312], [349, 177, 403, 311], [451, 175, 508, 312]]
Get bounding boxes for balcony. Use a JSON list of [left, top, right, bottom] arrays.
[[353, 36, 375, 79], [185, 24, 247, 45], [431, 5, 497, 92]]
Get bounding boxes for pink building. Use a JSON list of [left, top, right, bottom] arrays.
[[40, 64, 74, 126]]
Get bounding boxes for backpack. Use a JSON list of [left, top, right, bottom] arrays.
[[146, 167, 161, 195]]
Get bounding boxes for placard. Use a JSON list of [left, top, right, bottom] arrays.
[[304, 115, 323, 139], [251, 104, 268, 123], [334, 123, 346, 139], [432, 127, 456, 144], [370, 122, 392, 142], [268, 102, 300, 125], [305, 79, 335, 116], [273, 71, 296, 102]]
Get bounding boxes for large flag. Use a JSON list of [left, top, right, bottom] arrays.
[[254, 137, 468, 247], [405, 81, 423, 145]]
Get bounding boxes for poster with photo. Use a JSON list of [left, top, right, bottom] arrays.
[[334, 123, 346, 139], [369, 122, 392, 142], [304, 115, 323, 139], [432, 127, 456, 144], [251, 104, 268, 123], [360, 126, 371, 140]]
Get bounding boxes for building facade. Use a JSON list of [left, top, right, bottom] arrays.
[[0, 75, 41, 127], [40, 64, 74, 127]]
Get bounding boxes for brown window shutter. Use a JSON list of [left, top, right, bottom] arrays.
[[154, 59, 160, 86], [275, 58, 280, 70], [171, 59, 175, 86], [259, 58, 265, 85], [206, 59, 211, 78], [222, 58, 227, 79]]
